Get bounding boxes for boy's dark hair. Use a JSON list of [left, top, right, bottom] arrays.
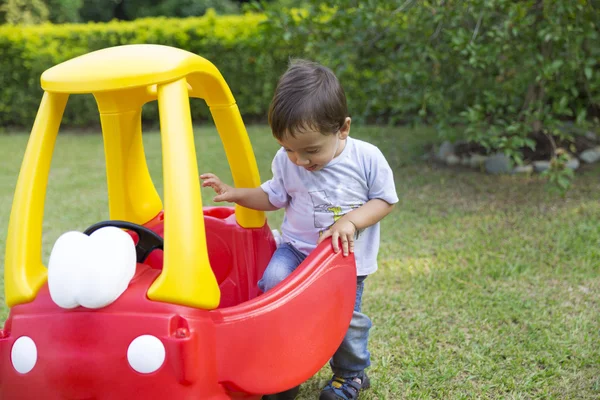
[[268, 59, 348, 140]]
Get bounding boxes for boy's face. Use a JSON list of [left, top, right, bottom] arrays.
[[278, 118, 351, 172]]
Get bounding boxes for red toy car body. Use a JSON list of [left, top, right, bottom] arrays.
[[1, 45, 357, 399]]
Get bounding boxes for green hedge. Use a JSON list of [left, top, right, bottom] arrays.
[[261, 1, 600, 166], [0, 11, 298, 128]]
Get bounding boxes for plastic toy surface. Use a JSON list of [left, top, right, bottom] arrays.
[[0, 45, 357, 399]]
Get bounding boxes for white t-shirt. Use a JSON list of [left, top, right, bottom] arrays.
[[261, 136, 399, 275]]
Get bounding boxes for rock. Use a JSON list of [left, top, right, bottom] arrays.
[[460, 156, 471, 166], [559, 121, 588, 136], [446, 154, 460, 166], [533, 160, 551, 172], [566, 158, 580, 170], [469, 154, 488, 169], [436, 141, 455, 161], [485, 153, 511, 174], [579, 147, 600, 164], [584, 131, 598, 142], [513, 165, 533, 174]]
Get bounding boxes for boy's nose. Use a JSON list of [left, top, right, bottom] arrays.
[[296, 156, 310, 166]]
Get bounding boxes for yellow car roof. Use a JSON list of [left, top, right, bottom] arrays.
[[41, 44, 234, 105]]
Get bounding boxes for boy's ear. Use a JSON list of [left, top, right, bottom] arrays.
[[339, 117, 351, 139]]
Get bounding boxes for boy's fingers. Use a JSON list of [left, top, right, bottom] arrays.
[[202, 179, 223, 192], [341, 235, 349, 256], [349, 238, 355, 253], [200, 173, 216, 180], [213, 194, 228, 202], [331, 231, 340, 253], [317, 229, 332, 244]]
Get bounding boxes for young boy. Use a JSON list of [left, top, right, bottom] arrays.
[[201, 59, 398, 400]]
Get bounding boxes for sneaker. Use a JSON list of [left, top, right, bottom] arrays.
[[319, 373, 370, 400]]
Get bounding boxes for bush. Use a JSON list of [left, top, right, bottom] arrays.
[[4, 0, 598, 163], [77, 0, 119, 23], [0, 11, 299, 127], [46, 0, 83, 23], [261, 0, 600, 162], [1, 0, 49, 25], [121, 0, 240, 20]]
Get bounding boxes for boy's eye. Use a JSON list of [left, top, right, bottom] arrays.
[[306, 149, 320, 154]]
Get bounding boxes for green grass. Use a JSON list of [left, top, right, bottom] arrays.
[[1, 125, 599, 399]]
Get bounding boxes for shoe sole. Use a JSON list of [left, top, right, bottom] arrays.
[[262, 385, 300, 400]]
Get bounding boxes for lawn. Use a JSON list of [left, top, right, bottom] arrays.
[[1, 125, 599, 399]]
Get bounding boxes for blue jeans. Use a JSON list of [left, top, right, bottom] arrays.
[[258, 243, 372, 378]]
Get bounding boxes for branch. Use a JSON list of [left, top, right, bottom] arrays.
[[368, 0, 417, 47], [521, 84, 537, 114], [392, 0, 418, 16], [544, 129, 557, 158], [430, 20, 444, 41], [470, 12, 483, 44]]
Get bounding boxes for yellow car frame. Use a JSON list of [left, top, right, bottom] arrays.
[[5, 44, 266, 310]]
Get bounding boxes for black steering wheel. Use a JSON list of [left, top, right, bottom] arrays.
[[83, 220, 164, 263]]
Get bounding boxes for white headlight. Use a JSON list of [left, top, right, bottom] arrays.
[[11, 336, 37, 374], [127, 335, 165, 374]]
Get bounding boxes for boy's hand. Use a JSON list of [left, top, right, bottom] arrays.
[[317, 219, 357, 257], [200, 173, 238, 203]]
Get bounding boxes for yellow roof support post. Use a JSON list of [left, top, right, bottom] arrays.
[[187, 67, 266, 229], [94, 88, 163, 224], [147, 78, 220, 309], [5, 92, 68, 307], [210, 104, 266, 228]]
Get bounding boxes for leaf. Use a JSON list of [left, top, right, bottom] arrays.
[[557, 175, 571, 190], [551, 59, 564, 70]]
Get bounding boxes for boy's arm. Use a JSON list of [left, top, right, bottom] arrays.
[[317, 199, 395, 256], [341, 198, 395, 230], [320, 144, 398, 256], [201, 173, 279, 211], [228, 187, 280, 211]]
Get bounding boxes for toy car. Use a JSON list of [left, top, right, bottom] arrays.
[[0, 44, 356, 399]]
